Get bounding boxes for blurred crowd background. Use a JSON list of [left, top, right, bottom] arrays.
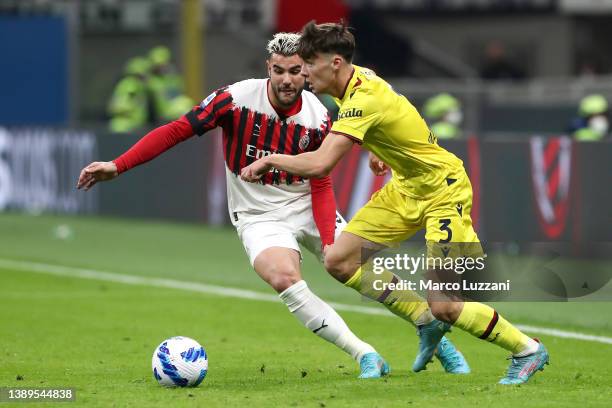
[[4, 0, 612, 137], [0, 0, 610, 245]]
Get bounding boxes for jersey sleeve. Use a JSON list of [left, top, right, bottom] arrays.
[[330, 89, 382, 143], [112, 117, 194, 174], [310, 175, 337, 246], [309, 113, 336, 246], [184, 87, 234, 136]]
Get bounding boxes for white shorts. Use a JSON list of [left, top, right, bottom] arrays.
[[233, 195, 347, 266]]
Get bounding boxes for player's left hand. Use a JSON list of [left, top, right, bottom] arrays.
[[240, 159, 272, 182]]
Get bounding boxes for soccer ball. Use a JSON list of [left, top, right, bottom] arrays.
[[151, 336, 208, 387]]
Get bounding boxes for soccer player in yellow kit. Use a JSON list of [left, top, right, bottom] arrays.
[[242, 22, 549, 385]]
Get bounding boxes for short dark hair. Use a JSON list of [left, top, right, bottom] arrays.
[[298, 21, 355, 62]]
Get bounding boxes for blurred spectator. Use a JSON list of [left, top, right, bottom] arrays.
[[480, 41, 525, 81], [423, 93, 463, 139], [570, 94, 609, 142], [147, 45, 194, 122], [107, 57, 150, 133]]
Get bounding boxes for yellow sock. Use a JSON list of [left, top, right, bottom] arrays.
[[454, 302, 531, 354], [345, 267, 430, 325]]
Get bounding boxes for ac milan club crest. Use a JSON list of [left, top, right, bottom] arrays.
[[530, 136, 572, 239]]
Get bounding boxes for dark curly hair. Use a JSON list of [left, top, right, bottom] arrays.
[[297, 20, 355, 63]]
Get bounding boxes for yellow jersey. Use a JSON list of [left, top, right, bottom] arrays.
[[331, 65, 464, 199]]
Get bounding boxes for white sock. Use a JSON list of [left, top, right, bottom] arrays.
[[279, 280, 376, 362], [513, 338, 540, 357]]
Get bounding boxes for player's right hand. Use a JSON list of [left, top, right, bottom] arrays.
[[240, 158, 271, 183], [76, 161, 119, 191], [368, 152, 390, 176]]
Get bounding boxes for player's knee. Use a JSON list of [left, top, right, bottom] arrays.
[[428, 301, 462, 323], [267, 266, 300, 293], [323, 250, 353, 283]]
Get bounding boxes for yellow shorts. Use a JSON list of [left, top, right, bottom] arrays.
[[344, 170, 482, 258]]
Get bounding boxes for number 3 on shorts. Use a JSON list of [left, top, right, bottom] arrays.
[[439, 218, 452, 243]]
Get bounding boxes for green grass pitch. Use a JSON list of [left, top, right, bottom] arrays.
[[0, 213, 611, 407]]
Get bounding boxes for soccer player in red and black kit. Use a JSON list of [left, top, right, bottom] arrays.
[[77, 33, 467, 378]]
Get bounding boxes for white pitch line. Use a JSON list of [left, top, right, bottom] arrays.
[[512, 324, 612, 345], [1, 258, 611, 345]]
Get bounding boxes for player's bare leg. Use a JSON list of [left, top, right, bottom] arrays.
[[253, 247, 302, 293], [253, 246, 388, 378], [324, 232, 470, 373]]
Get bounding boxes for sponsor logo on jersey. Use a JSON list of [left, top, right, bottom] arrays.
[[338, 107, 363, 119], [245, 144, 277, 159]]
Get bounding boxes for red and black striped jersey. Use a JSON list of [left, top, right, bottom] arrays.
[[185, 78, 331, 214], [186, 79, 330, 184]]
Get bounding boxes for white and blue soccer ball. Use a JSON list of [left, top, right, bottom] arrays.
[[152, 336, 208, 387]]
